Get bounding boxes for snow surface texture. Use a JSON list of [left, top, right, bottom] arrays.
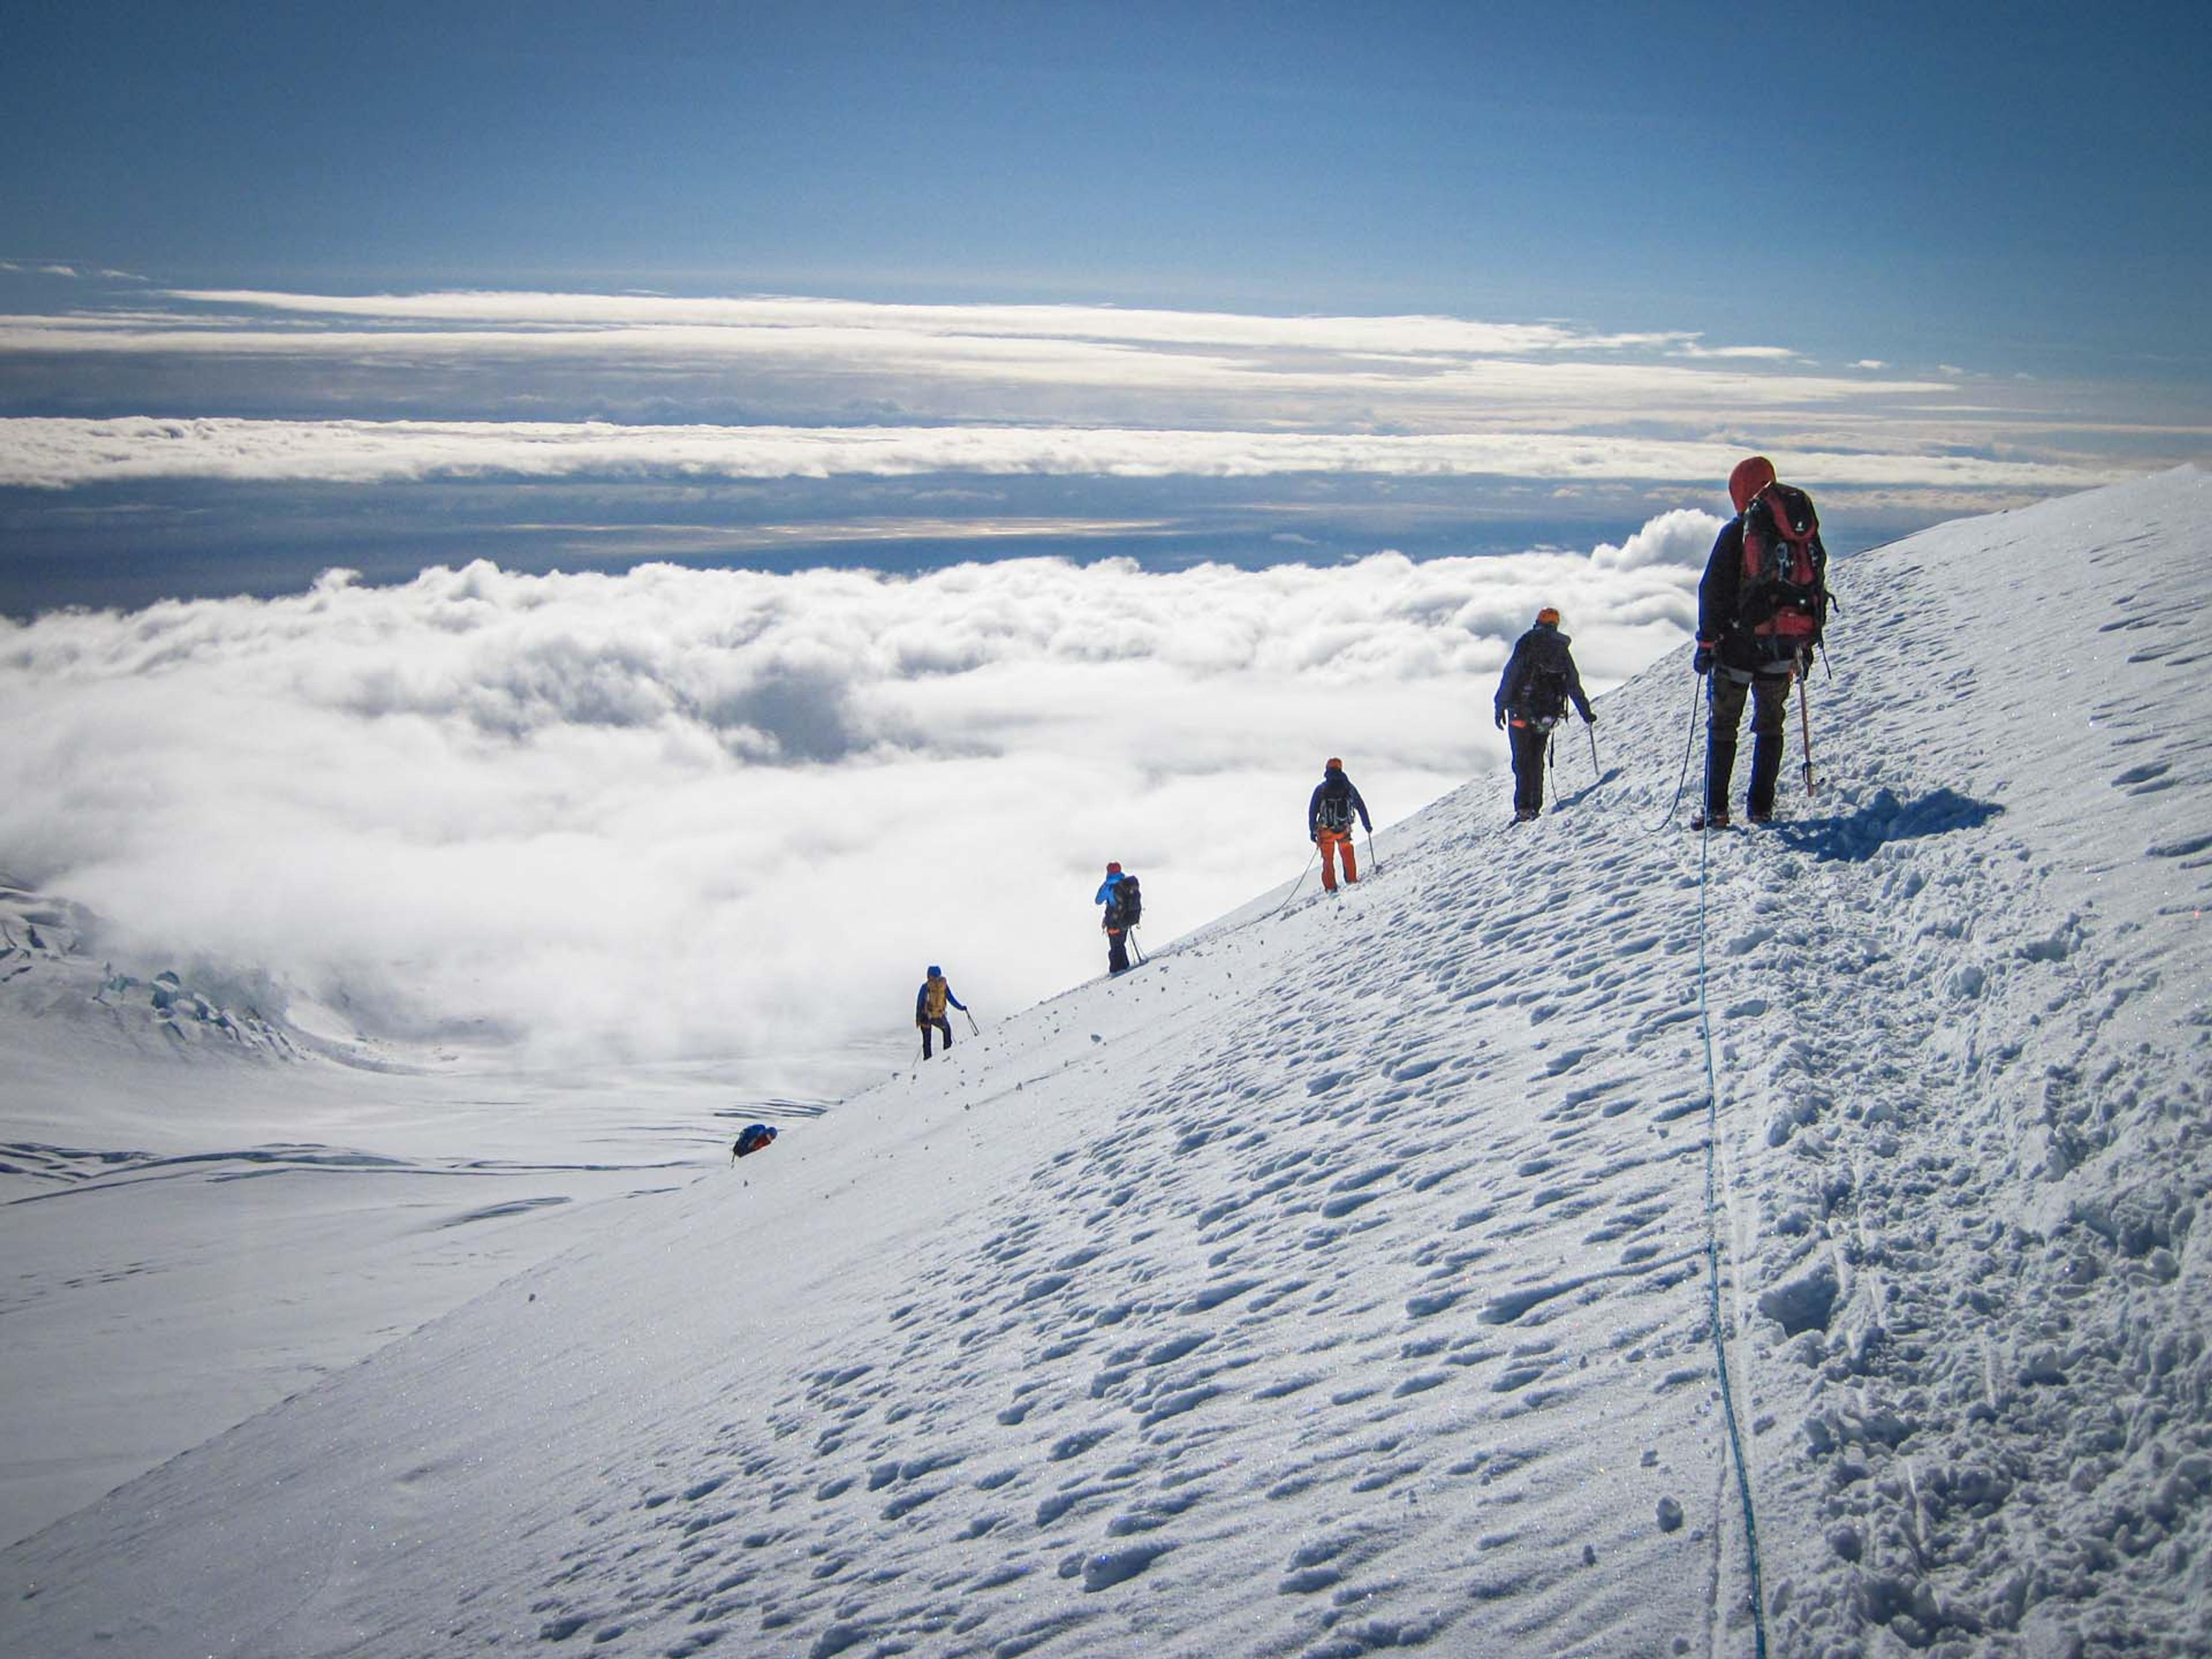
[[5, 469, 2210, 1657]]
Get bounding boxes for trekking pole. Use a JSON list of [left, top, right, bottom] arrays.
[[964, 1009, 979, 1036], [1586, 720, 1600, 782], [1130, 931, 1147, 965], [1797, 672, 1817, 797], [1365, 825, 1378, 876], [916, 1031, 929, 1063], [1271, 842, 1321, 918]]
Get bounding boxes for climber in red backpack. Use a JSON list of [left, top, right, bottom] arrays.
[[1691, 456, 1831, 828]]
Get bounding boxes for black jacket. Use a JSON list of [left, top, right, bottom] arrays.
[[1308, 767, 1372, 836], [1696, 517, 1760, 669], [1494, 623, 1593, 726]]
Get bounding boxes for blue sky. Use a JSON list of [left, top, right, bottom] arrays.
[[8, 1, 2203, 360], [2, 0, 2207, 612]]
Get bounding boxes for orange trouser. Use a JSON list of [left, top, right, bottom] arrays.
[[1318, 827, 1358, 889]]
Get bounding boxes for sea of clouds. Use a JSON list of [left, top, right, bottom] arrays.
[[0, 512, 1715, 1066]]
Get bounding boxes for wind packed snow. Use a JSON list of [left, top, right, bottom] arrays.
[[4, 469, 2210, 1657]]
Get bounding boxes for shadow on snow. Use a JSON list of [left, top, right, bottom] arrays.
[[1770, 786, 2004, 862]]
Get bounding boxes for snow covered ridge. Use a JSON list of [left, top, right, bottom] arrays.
[[4, 469, 2210, 1657]]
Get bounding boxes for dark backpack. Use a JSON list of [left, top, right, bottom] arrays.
[[1107, 874, 1142, 929], [1514, 634, 1572, 729], [1739, 483, 1828, 646], [1315, 785, 1354, 832], [733, 1123, 777, 1159], [1525, 658, 1569, 726]]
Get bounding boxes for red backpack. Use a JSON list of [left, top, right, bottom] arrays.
[[1739, 483, 1828, 646]]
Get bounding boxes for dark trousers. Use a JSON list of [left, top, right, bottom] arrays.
[[1106, 928, 1130, 974], [1706, 671, 1791, 817], [1509, 722, 1551, 813], [921, 1015, 952, 1057]]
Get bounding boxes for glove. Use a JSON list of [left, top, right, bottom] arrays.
[[1493, 709, 1506, 730], [1581, 710, 1596, 726], [1691, 645, 1714, 676], [1310, 831, 1319, 843]]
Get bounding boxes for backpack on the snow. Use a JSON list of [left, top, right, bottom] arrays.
[[1105, 874, 1142, 929], [1739, 483, 1828, 647]]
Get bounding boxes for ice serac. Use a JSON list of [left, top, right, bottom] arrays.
[[4, 468, 2209, 1657], [0, 876, 308, 1070]]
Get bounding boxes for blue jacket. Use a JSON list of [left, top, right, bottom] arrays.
[[1094, 872, 1126, 907]]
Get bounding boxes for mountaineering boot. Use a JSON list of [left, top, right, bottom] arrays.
[[1705, 736, 1737, 825], [1689, 809, 1731, 831], [1747, 734, 1784, 822]]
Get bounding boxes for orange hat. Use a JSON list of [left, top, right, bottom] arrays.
[[1325, 757, 1342, 771], [1729, 456, 1777, 513], [1536, 606, 1560, 626]]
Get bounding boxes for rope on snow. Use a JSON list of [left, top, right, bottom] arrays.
[[1694, 783, 1771, 1657]]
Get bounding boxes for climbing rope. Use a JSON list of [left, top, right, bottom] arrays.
[[1652, 672, 1703, 832], [1268, 842, 1322, 918], [1693, 762, 1771, 1656]]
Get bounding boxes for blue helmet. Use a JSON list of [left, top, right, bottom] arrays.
[[927, 965, 941, 977]]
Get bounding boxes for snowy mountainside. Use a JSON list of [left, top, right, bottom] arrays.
[[0, 870, 797, 1550], [5, 469, 2210, 1658]]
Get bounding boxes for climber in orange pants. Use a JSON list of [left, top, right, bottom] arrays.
[[1306, 758, 1373, 893]]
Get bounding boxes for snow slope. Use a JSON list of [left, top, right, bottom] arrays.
[[5, 469, 2210, 1657], [0, 879, 888, 1549]]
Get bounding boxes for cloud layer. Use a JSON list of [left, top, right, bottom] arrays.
[[0, 417, 2116, 497], [0, 529, 1713, 1064], [4, 285, 2187, 581]]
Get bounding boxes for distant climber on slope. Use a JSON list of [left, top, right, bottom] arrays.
[[915, 965, 967, 1058], [1307, 759, 1373, 891], [1692, 456, 1831, 829], [1096, 861, 1142, 975], [1494, 607, 1594, 823]]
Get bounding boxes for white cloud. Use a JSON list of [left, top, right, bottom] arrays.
[[0, 533, 1702, 1065], [12, 286, 2165, 506], [0, 287, 1967, 432], [0, 416, 2118, 494], [1667, 342, 1800, 361], [1588, 506, 1725, 571], [160, 288, 1689, 358]]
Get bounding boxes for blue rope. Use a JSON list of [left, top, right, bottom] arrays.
[[1695, 780, 1770, 1657]]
